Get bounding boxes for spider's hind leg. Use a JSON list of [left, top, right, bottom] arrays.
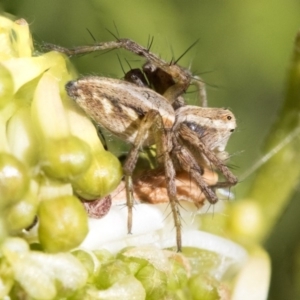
[[151, 127, 182, 251]]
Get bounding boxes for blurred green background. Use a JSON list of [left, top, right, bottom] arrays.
[[1, 1, 300, 299]]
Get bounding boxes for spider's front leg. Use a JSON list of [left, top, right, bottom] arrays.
[[122, 109, 159, 234], [171, 137, 219, 205], [44, 38, 204, 106], [178, 123, 238, 189]]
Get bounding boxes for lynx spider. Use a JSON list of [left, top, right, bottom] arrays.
[[46, 38, 238, 251]]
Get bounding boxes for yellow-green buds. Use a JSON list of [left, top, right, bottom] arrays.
[[38, 195, 88, 252]]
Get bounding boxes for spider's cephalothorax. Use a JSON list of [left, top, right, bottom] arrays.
[[47, 38, 238, 251]]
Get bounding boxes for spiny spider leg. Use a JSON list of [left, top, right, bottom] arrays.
[[44, 38, 207, 107], [191, 77, 208, 107], [162, 140, 182, 251], [122, 109, 160, 233], [45, 39, 182, 77], [153, 116, 182, 251], [178, 123, 238, 187], [171, 137, 218, 205]]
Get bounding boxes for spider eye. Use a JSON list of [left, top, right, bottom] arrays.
[[227, 115, 232, 120], [189, 123, 197, 131], [184, 121, 206, 137]]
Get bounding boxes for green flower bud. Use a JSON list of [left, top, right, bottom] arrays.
[[5, 180, 39, 234], [72, 150, 122, 199], [93, 249, 115, 264], [88, 275, 146, 300], [3, 239, 88, 300], [0, 152, 30, 208], [182, 247, 220, 275], [95, 259, 131, 290], [0, 256, 14, 299], [117, 248, 148, 275], [167, 258, 189, 291], [135, 263, 168, 300], [0, 64, 14, 108], [38, 195, 88, 252], [72, 249, 97, 279], [40, 136, 92, 181], [6, 106, 39, 168], [188, 274, 220, 300]]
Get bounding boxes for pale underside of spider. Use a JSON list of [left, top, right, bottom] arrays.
[[46, 38, 238, 251]]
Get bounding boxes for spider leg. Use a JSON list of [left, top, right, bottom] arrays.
[[44, 38, 193, 96], [153, 121, 183, 252], [172, 136, 218, 205], [45, 38, 208, 110], [191, 77, 208, 107], [178, 123, 238, 187], [122, 110, 159, 234], [45, 39, 182, 75], [162, 139, 182, 251]]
